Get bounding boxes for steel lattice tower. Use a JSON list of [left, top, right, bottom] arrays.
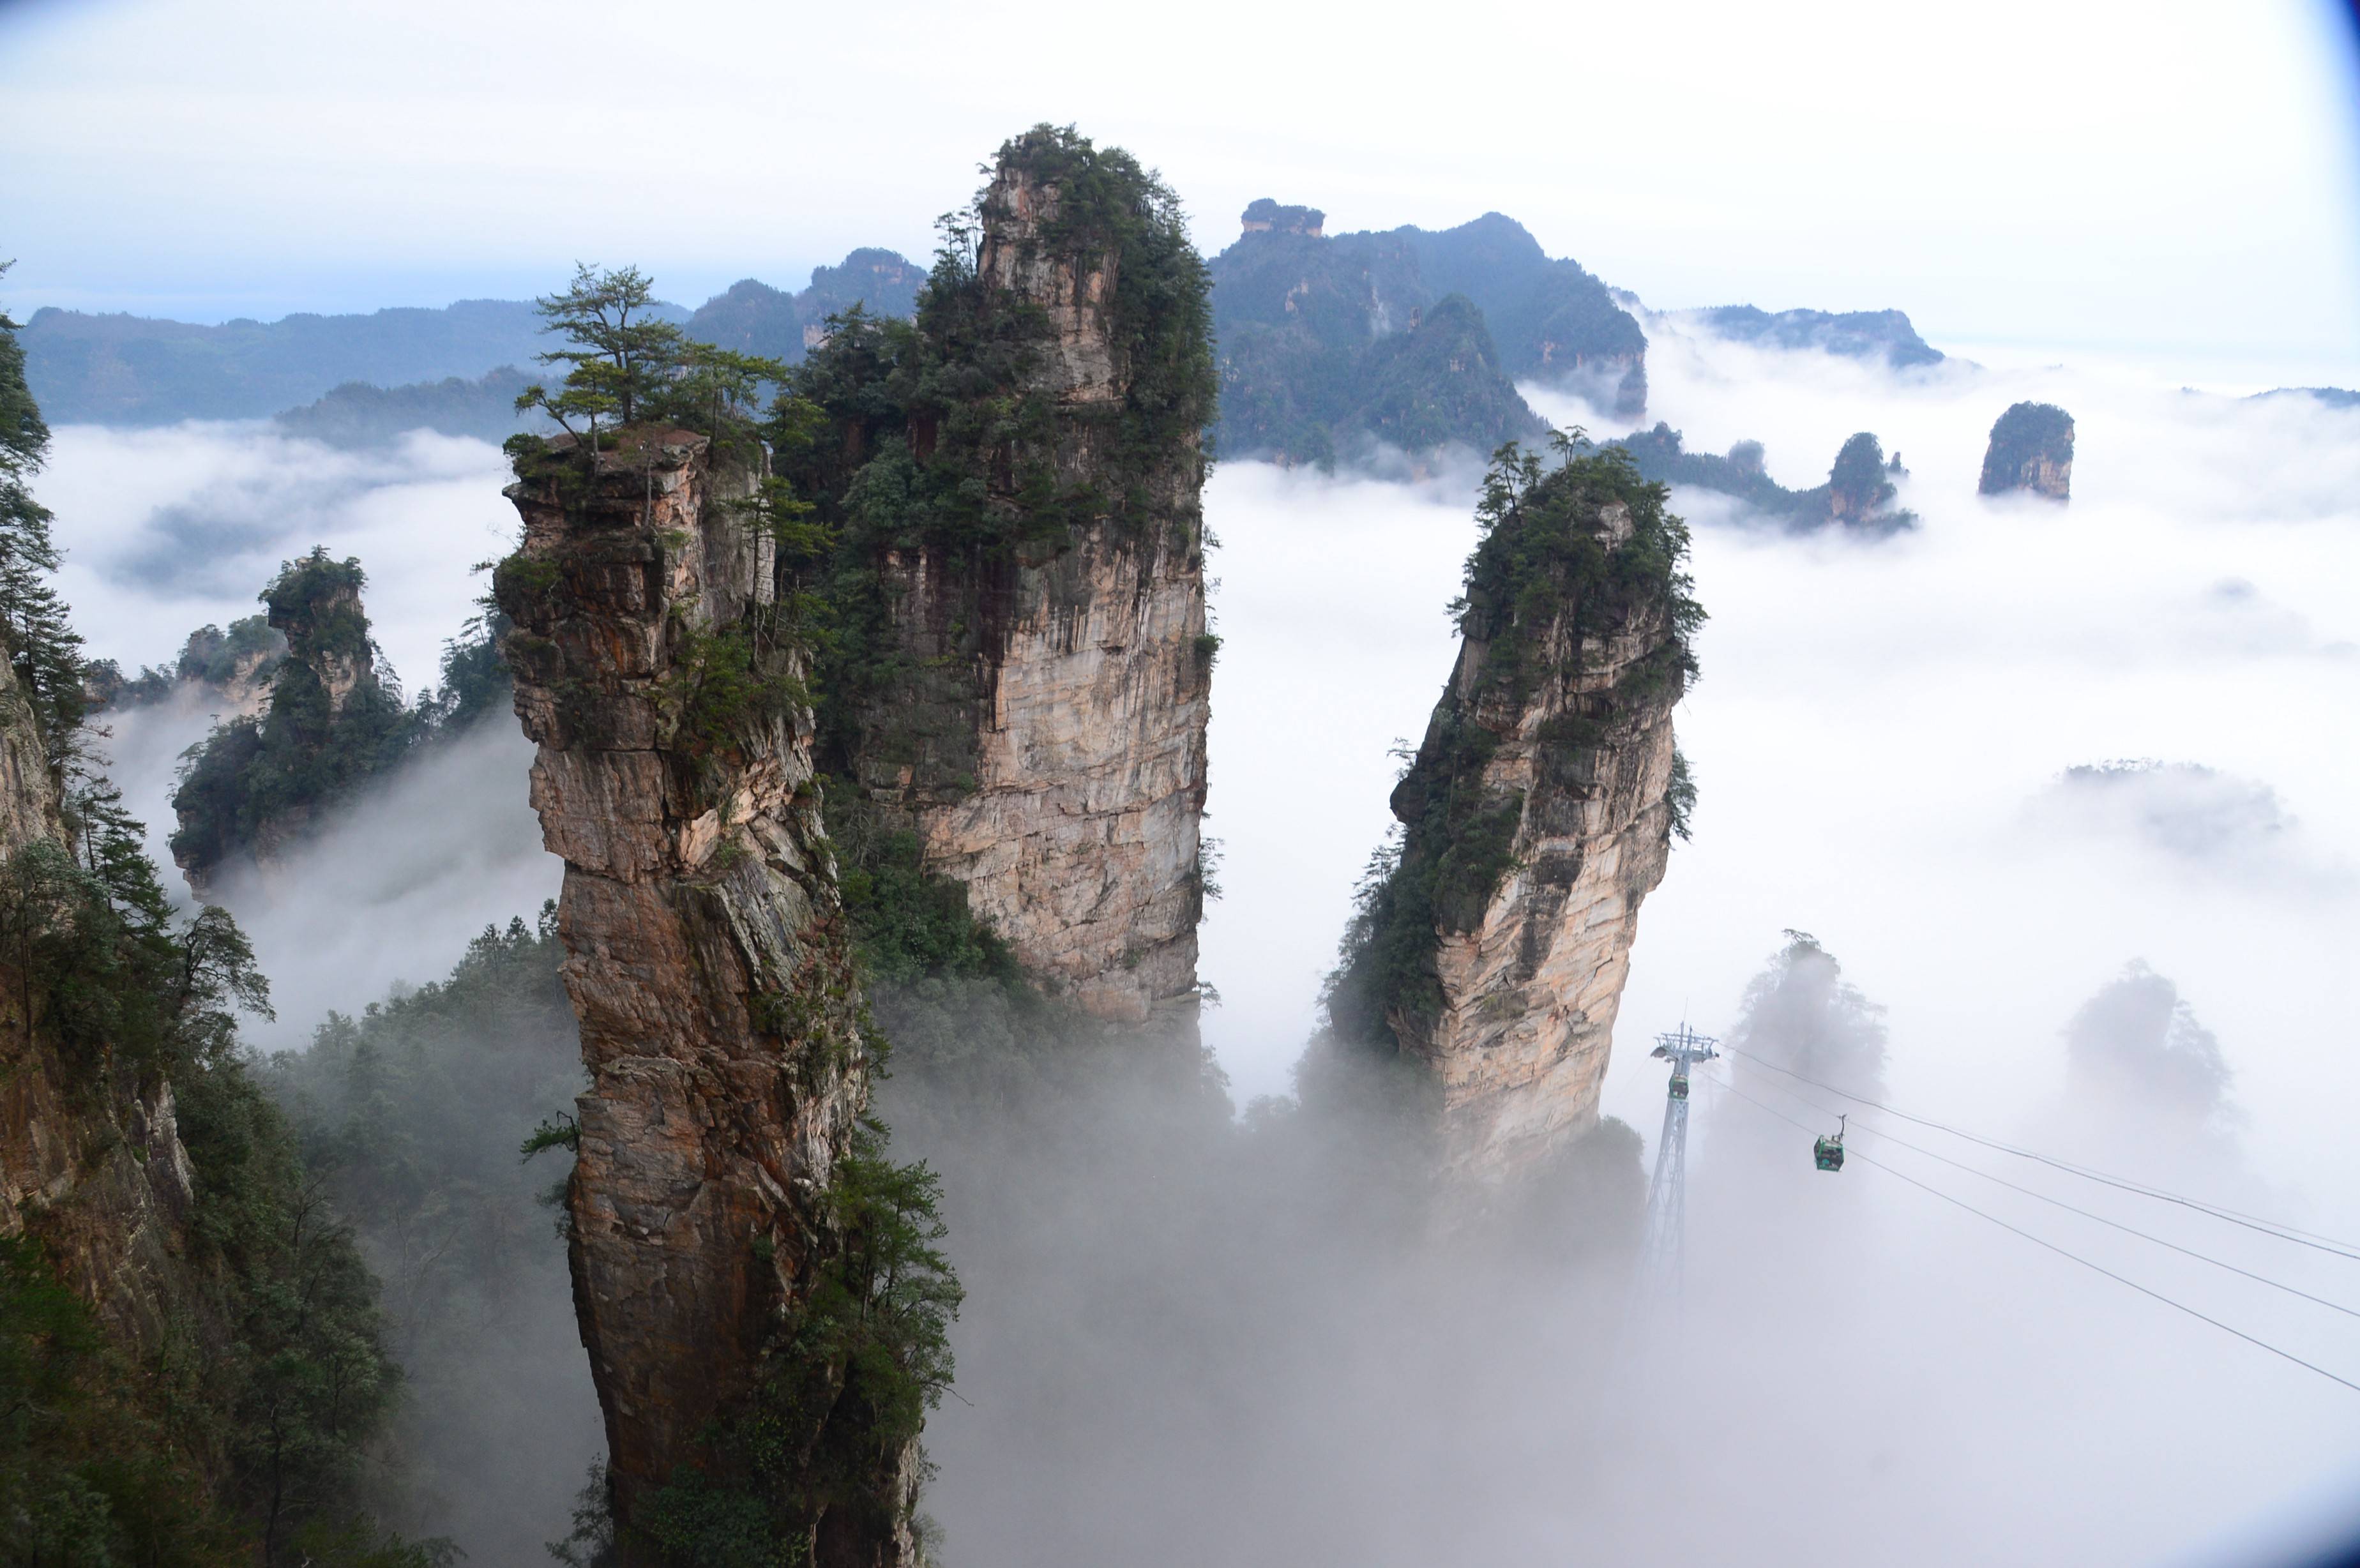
[[1634, 1024, 1719, 1303]]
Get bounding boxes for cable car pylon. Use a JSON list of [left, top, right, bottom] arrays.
[[1634, 1023, 1720, 1304]]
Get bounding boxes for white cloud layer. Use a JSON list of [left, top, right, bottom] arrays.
[[32, 312, 2360, 1560], [1184, 326, 2360, 1560]]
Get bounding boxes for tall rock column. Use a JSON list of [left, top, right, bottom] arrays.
[[1979, 400, 2075, 501], [498, 428, 913, 1562], [1328, 446, 1698, 1175], [810, 127, 1215, 1027]]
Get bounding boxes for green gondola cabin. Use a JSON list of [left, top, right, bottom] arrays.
[[1669, 1073, 1689, 1101], [1814, 1113, 1848, 1172]]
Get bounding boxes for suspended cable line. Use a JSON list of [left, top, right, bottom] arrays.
[[1704, 1074, 2360, 1398], [1724, 1060, 2360, 1323], [1718, 1040, 2360, 1262]]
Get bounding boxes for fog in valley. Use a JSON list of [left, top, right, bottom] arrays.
[[42, 323, 2360, 1564]]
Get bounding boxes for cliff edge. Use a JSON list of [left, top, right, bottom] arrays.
[[499, 427, 928, 1562], [1324, 439, 1700, 1174]]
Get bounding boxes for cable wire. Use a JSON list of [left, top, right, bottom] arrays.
[[1703, 1074, 2360, 1398], [1723, 1060, 2360, 1322], [1718, 1040, 2360, 1262]]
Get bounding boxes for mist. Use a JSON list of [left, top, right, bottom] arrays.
[[36, 308, 2360, 1561], [44, 421, 518, 684]]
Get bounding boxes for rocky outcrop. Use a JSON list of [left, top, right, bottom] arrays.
[[807, 128, 1215, 1027], [1822, 431, 1916, 534], [851, 539, 1210, 1025], [264, 550, 372, 712], [0, 654, 203, 1353], [498, 429, 915, 1560], [1241, 199, 1325, 237], [1328, 446, 1698, 1175], [1979, 401, 2074, 501], [169, 552, 415, 897], [1613, 424, 1916, 537], [87, 615, 286, 717]]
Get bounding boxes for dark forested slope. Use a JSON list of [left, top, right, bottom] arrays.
[[25, 250, 927, 430], [1207, 203, 1645, 463]]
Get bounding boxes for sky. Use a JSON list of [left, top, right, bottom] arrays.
[[4, 0, 2360, 379]]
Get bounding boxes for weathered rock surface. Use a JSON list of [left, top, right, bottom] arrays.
[[840, 144, 1212, 1027], [1979, 400, 2075, 501], [1340, 453, 1695, 1176], [499, 430, 912, 1560], [0, 655, 204, 1352]]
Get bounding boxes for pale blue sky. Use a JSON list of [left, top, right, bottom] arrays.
[[4, 0, 2357, 379]]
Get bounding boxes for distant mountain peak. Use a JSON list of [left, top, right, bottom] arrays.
[[1241, 198, 1325, 237]]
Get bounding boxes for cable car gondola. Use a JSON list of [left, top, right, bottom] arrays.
[[1813, 1113, 1847, 1172], [1668, 1072, 1690, 1101]]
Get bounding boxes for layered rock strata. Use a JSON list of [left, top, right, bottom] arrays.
[[1338, 449, 1695, 1175], [498, 430, 912, 1561], [818, 134, 1213, 1027], [1979, 400, 2075, 501]]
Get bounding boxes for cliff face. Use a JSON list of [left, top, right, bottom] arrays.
[[803, 129, 1215, 1027], [498, 431, 912, 1558], [852, 537, 1209, 1024], [1979, 400, 2075, 501], [1329, 446, 1697, 1175], [0, 660, 202, 1351]]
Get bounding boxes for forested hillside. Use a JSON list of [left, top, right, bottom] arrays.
[[1207, 204, 1643, 464], [23, 249, 928, 429], [0, 265, 441, 1567]]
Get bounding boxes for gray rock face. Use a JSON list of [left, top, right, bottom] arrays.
[[847, 142, 1213, 1028], [1402, 500, 1684, 1173], [1333, 454, 1696, 1178], [499, 429, 917, 1563], [1979, 401, 2075, 501]]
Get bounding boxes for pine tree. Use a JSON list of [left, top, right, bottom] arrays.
[[516, 262, 688, 437], [0, 263, 87, 769]]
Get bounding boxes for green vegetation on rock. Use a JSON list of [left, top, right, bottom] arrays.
[[87, 614, 286, 710], [633, 1118, 960, 1567], [1324, 437, 1702, 1050], [0, 281, 436, 1567], [1610, 421, 1917, 535], [769, 123, 1212, 832], [169, 555, 508, 886], [1978, 400, 2075, 499]]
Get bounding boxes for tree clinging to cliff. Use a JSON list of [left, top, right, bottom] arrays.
[[515, 264, 787, 457]]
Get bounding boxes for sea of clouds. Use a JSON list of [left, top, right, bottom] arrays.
[[34, 317, 2360, 1564]]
